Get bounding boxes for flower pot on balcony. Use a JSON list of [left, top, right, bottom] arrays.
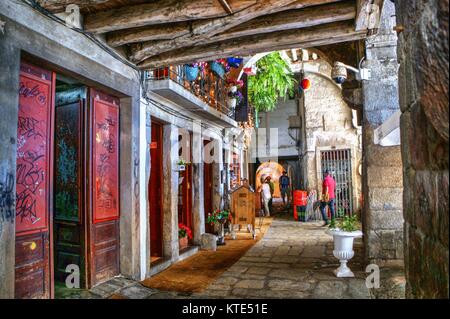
[[179, 236, 188, 250], [229, 85, 237, 93], [326, 228, 363, 277], [210, 61, 225, 79], [184, 65, 199, 81], [178, 164, 186, 171], [227, 98, 237, 109]]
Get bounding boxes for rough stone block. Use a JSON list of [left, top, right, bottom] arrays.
[[368, 187, 403, 211], [367, 166, 403, 188], [368, 210, 404, 230], [200, 233, 217, 251]]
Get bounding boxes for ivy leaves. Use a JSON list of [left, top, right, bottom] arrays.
[[248, 52, 296, 113]]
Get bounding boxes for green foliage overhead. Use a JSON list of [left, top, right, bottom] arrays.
[[248, 52, 296, 113]]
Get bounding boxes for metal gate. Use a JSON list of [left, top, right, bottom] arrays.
[[320, 149, 353, 217]]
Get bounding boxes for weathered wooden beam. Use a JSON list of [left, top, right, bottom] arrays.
[[355, 0, 372, 31], [217, 0, 233, 14], [84, 0, 257, 33], [108, 0, 349, 48], [129, 0, 301, 62], [130, 1, 355, 62], [107, 22, 191, 47], [37, 0, 110, 12], [355, 0, 383, 31], [215, 1, 356, 42], [137, 21, 367, 69]]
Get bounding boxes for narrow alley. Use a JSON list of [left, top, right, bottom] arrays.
[[0, 0, 448, 305]]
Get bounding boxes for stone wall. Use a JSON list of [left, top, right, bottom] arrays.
[[303, 61, 362, 206], [258, 61, 362, 207], [361, 0, 404, 267], [396, 0, 449, 298]]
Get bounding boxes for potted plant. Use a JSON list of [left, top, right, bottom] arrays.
[[176, 158, 189, 171], [207, 209, 233, 245], [178, 223, 192, 250], [227, 89, 243, 109], [326, 214, 363, 278]]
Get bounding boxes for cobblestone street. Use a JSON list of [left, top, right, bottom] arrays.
[[197, 216, 370, 299], [63, 214, 383, 299]]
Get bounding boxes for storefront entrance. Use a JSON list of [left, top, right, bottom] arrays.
[[14, 61, 120, 298]]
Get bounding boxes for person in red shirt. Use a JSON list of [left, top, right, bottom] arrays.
[[320, 169, 336, 226]]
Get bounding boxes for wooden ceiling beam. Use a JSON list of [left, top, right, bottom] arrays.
[[84, 0, 257, 33], [84, 0, 346, 34], [129, 0, 305, 62], [137, 21, 366, 69], [129, 1, 355, 62], [107, 0, 351, 47], [107, 22, 191, 47], [37, 0, 110, 12]]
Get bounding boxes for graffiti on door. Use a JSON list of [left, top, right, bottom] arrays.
[[15, 74, 51, 233], [0, 172, 15, 234], [93, 99, 119, 222]]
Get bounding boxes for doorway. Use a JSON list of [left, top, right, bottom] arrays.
[[14, 61, 121, 299], [149, 121, 164, 262], [203, 139, 213, 234], [53, 82, 87, 296], [178, 132, 193, 249]]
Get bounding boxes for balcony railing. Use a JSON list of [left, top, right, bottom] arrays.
[[146, 65, 234, 119]]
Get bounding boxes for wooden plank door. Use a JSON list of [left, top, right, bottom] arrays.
[[53, 87, 86, 287], [149, 121, 163, 257], [203, 140, 214, 233], [88, 89, 120, 286], [15, 62, 55, 299]]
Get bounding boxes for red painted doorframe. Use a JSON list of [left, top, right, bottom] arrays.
[[15, 61, 55, 299], [149, 121, 163, 257]]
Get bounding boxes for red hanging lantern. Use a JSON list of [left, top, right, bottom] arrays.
[[300, 78, 311, 91]]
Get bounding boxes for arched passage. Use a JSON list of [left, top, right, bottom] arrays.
[[255, 161, 284, 198]]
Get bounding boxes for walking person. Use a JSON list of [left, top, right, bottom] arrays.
[[279, 170, 291, 207], [261, 176, 272, 217], [320, 169, 336, 226], [265, 175, 275, 214]]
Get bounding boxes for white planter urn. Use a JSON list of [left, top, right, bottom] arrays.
[[227, 98, 237, 108], [326, 228, 363, 277]]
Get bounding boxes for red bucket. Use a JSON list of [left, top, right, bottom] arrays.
[[293, 190, 307, 221]]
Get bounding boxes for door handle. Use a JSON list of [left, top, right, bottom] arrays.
[[22, 241, 37, 250]]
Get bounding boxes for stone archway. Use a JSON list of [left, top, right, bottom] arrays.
[[256, 161, 284, 198]]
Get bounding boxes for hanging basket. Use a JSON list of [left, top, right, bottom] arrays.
[[184, 65, 199, 81], [210, 61, 225, 79]]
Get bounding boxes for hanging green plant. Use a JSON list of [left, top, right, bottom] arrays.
[[248, 52, 296, 118]]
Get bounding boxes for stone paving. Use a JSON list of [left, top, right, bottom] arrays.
[[195, 216, 370, 299], [57, 213, 404, 299]]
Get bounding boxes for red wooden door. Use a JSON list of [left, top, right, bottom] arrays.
[[88, 89, 120, 286], [149, 121, 163, 257], [15, 62, 55, 299], [178, 133, 193, 244], [203, 140, 214, 233]]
